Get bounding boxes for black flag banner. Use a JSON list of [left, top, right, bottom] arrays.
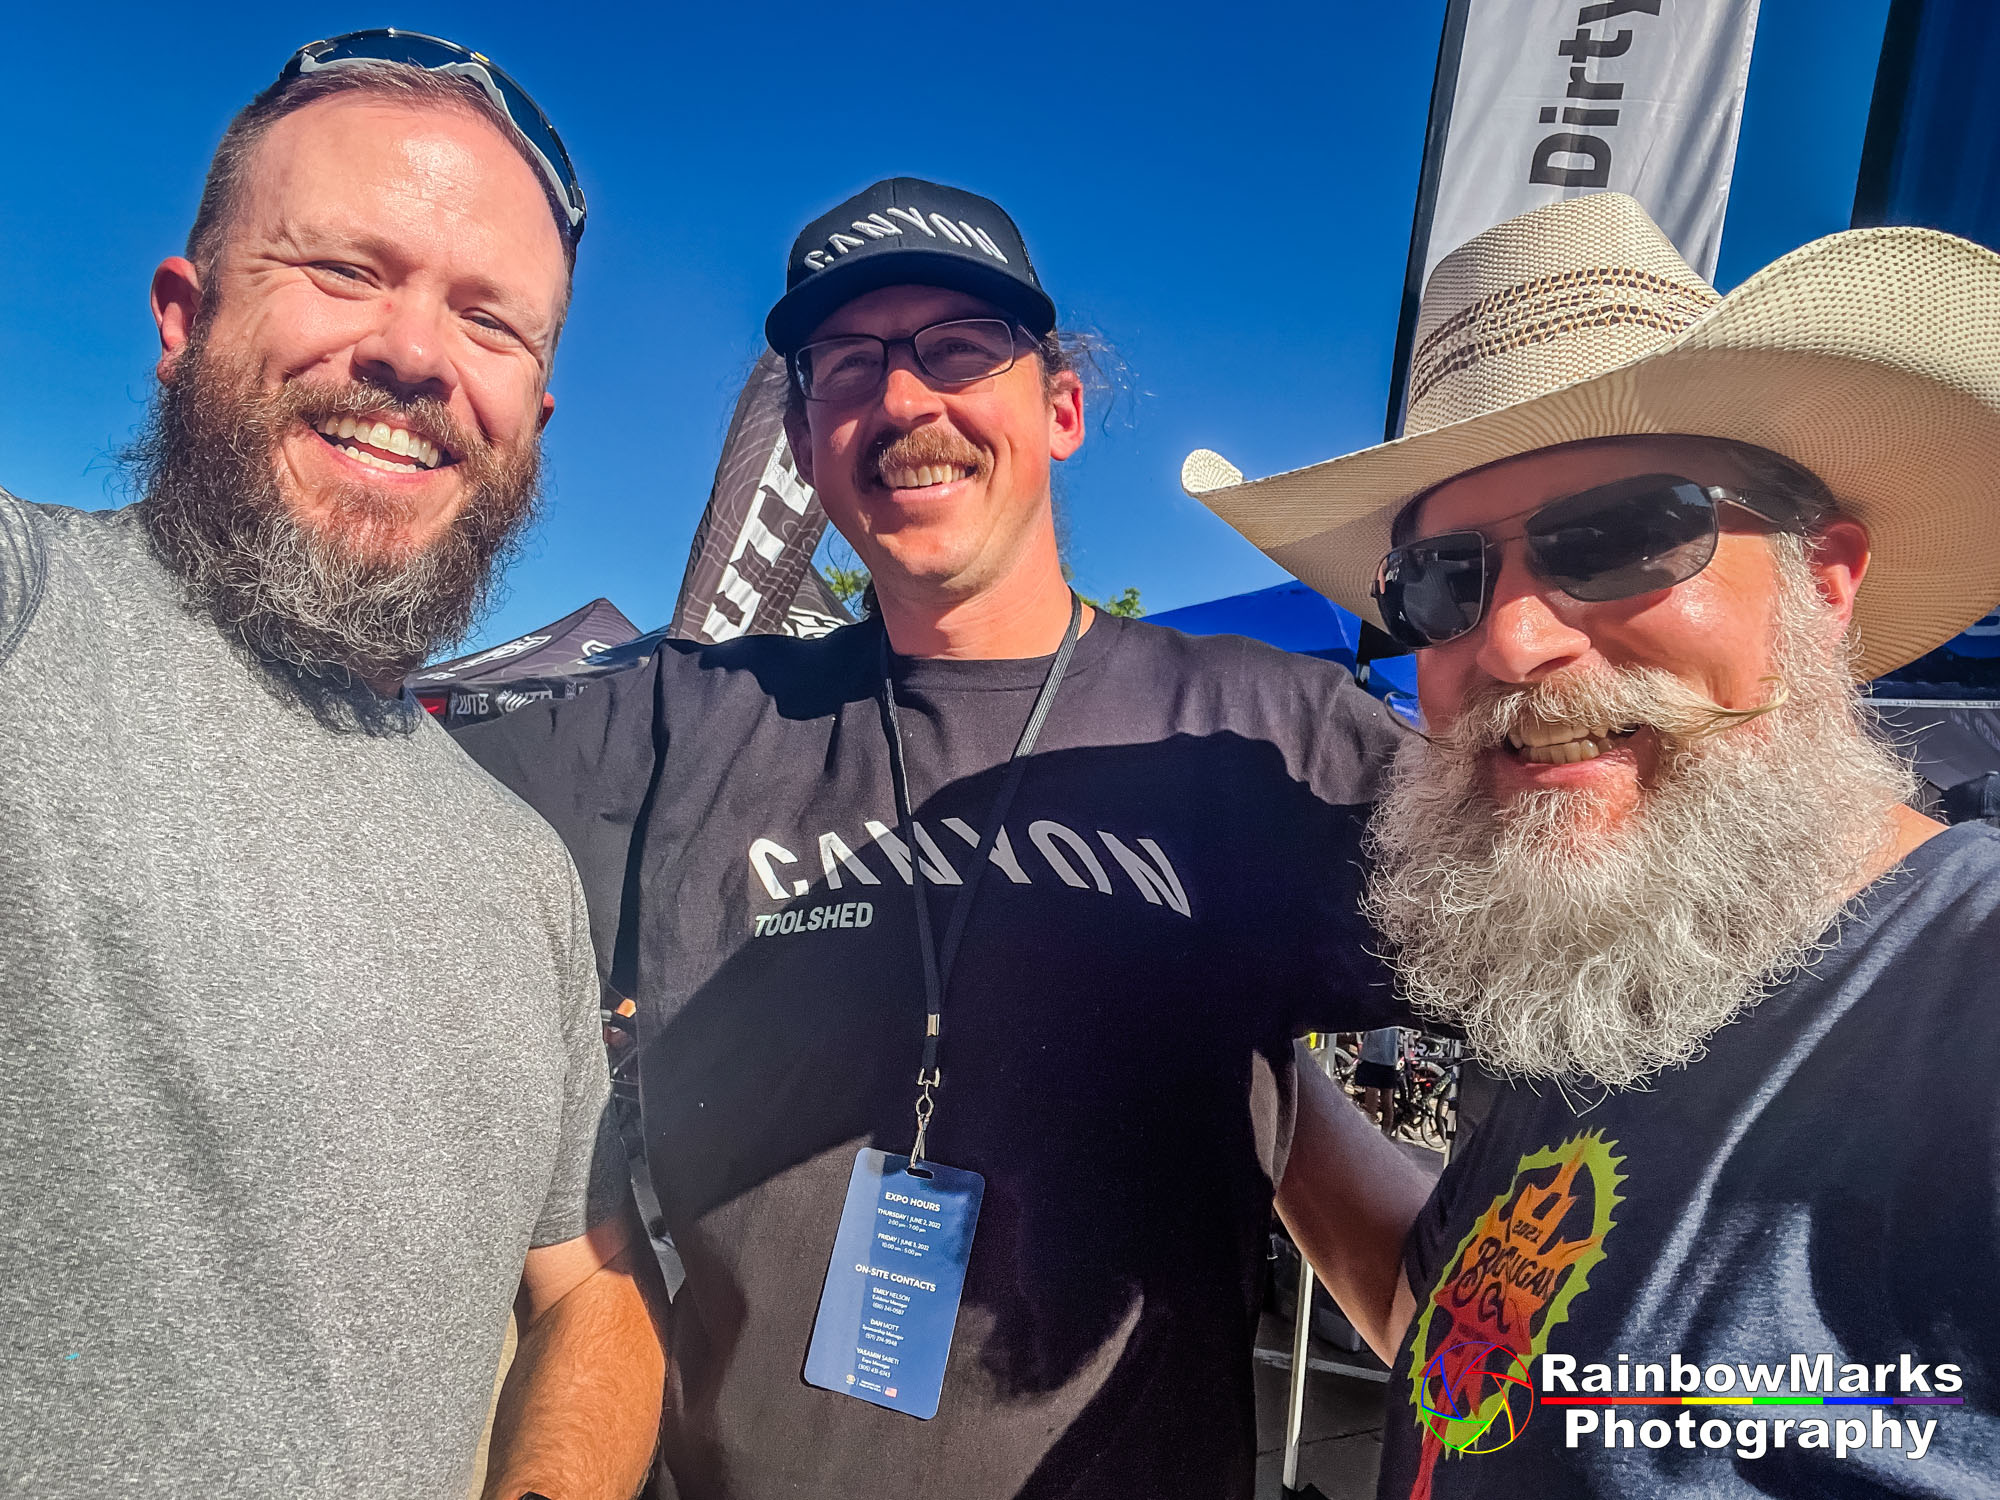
[[785, 564, 853, 638], [670, 350, 833, 642]]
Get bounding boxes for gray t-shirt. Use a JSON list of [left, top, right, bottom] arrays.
[[1361, 1026, 1404, 1066], [0, 494, 624, 1497]]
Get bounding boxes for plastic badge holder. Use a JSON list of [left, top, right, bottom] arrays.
[[804, 1147, 986, 1420]]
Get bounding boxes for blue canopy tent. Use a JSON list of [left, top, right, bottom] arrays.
[[1148, 582, 1420, 723]]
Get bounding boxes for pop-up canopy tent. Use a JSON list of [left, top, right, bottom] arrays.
[[406, 571, 855, 730], [1147, 582, 1420, 722], [1869, 699, 2000, 793], [553, 568, 856, 687], [1867, 603, 2000, 808], [405, 597, 640, 725]]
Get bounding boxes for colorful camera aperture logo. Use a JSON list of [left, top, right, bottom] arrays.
[[1404, 1131, 1624, 1497], [1420, 1339, 1538, 1453]]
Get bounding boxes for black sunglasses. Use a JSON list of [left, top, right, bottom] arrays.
[[791, 317, 1027, 403], [1372, 473, 1827, 650], [280, 29, 586, 242]]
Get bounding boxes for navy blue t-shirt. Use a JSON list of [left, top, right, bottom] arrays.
[[1380, 823, 2000, 1499], [459, 612, 1407, 1500]]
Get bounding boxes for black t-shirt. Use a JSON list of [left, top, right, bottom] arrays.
[[1380, 823, 2000, 1500], [459, 612, 1407, 1500]]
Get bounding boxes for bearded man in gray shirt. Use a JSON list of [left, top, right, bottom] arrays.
[[0, 33, 663, 1499]]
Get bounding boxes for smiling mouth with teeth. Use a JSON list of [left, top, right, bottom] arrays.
[[1504, 722, 1640, 765], [879, 461, 977, 490], [311, 415, 451, 475]]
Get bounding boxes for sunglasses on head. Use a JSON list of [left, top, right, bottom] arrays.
[[1371, 472, 1828, 650], [279, 29, 585, 242]]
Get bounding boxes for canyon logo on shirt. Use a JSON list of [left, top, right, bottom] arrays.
[[463, 611, 1408, 1500]]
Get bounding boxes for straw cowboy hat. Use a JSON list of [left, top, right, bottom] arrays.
[[1181, 191, 2000, 680]]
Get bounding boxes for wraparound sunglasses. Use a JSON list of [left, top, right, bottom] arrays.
[[279, 29, 585, 241], [1372, 472, 1828, 649]]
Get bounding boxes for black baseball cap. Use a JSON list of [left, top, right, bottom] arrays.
[[765, 177, 1057, 356]]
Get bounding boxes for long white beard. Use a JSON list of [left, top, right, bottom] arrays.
[[1363, 552, 1917, 1087]]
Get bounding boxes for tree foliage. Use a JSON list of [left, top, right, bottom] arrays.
[[1080, 586, 1144, 618], [823, 565, 871, 606]]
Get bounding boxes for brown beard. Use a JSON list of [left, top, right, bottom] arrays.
[[131, 330, 542, 725]]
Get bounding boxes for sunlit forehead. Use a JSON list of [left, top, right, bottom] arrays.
[[238, 95, 565, 299]]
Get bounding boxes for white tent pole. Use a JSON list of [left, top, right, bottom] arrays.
[[1282, 1253, 1314, 1490]]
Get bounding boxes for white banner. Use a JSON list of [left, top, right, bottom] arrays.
[[1421, 0, 1761, 287]]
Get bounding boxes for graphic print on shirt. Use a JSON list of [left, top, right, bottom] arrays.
[[1404, 1132, 1624, 1500], [746, 815, 1191, 932]]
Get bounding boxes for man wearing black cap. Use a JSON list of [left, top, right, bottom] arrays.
[[461, 178, 1426, 1499]]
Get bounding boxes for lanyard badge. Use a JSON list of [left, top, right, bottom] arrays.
[[803, 1148, 985, 1418], [803, 597, 1082, 1419]]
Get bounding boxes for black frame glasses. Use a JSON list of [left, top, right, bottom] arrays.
[[280, 29, 586, 242], [790, 317, 1027, 403], [1371, 473, 1828, 649]]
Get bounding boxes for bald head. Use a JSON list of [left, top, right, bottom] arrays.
[[185, 62, 575, 328]]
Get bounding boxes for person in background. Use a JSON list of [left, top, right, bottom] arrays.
[[1356, 1026, 1404, 1136], [1942, 769, 2000, 827], [1197, 192, 2000, 1496], [0, 33, 663, 1499], [462, 176, 1429, 1499]]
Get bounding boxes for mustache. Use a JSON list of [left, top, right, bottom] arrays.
[[270, 378, 472, 467], [870, 425, 989, 484], [1437, 665, 1791, 755]]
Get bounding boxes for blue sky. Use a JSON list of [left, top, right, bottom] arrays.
[[3, 0, 1891, 651]]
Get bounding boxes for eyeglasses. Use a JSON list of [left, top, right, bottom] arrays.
[[791, 318, 1026, 404], [1371, 473, 1828, 649], [280, 30, 586, 242]]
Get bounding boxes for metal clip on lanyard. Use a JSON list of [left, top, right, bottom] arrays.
[[878, 594, 1082, 1167]]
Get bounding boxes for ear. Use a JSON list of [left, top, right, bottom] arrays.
[[1805, 517, 1870, 629], [783, 400, 815, 488], [1047, 367, 1084, 464], [152, 257, 203, 382], [538, 390, 556, 431]]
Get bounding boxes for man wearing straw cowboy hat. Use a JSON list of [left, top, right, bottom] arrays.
[[1189, 192, 2000, 1495]]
